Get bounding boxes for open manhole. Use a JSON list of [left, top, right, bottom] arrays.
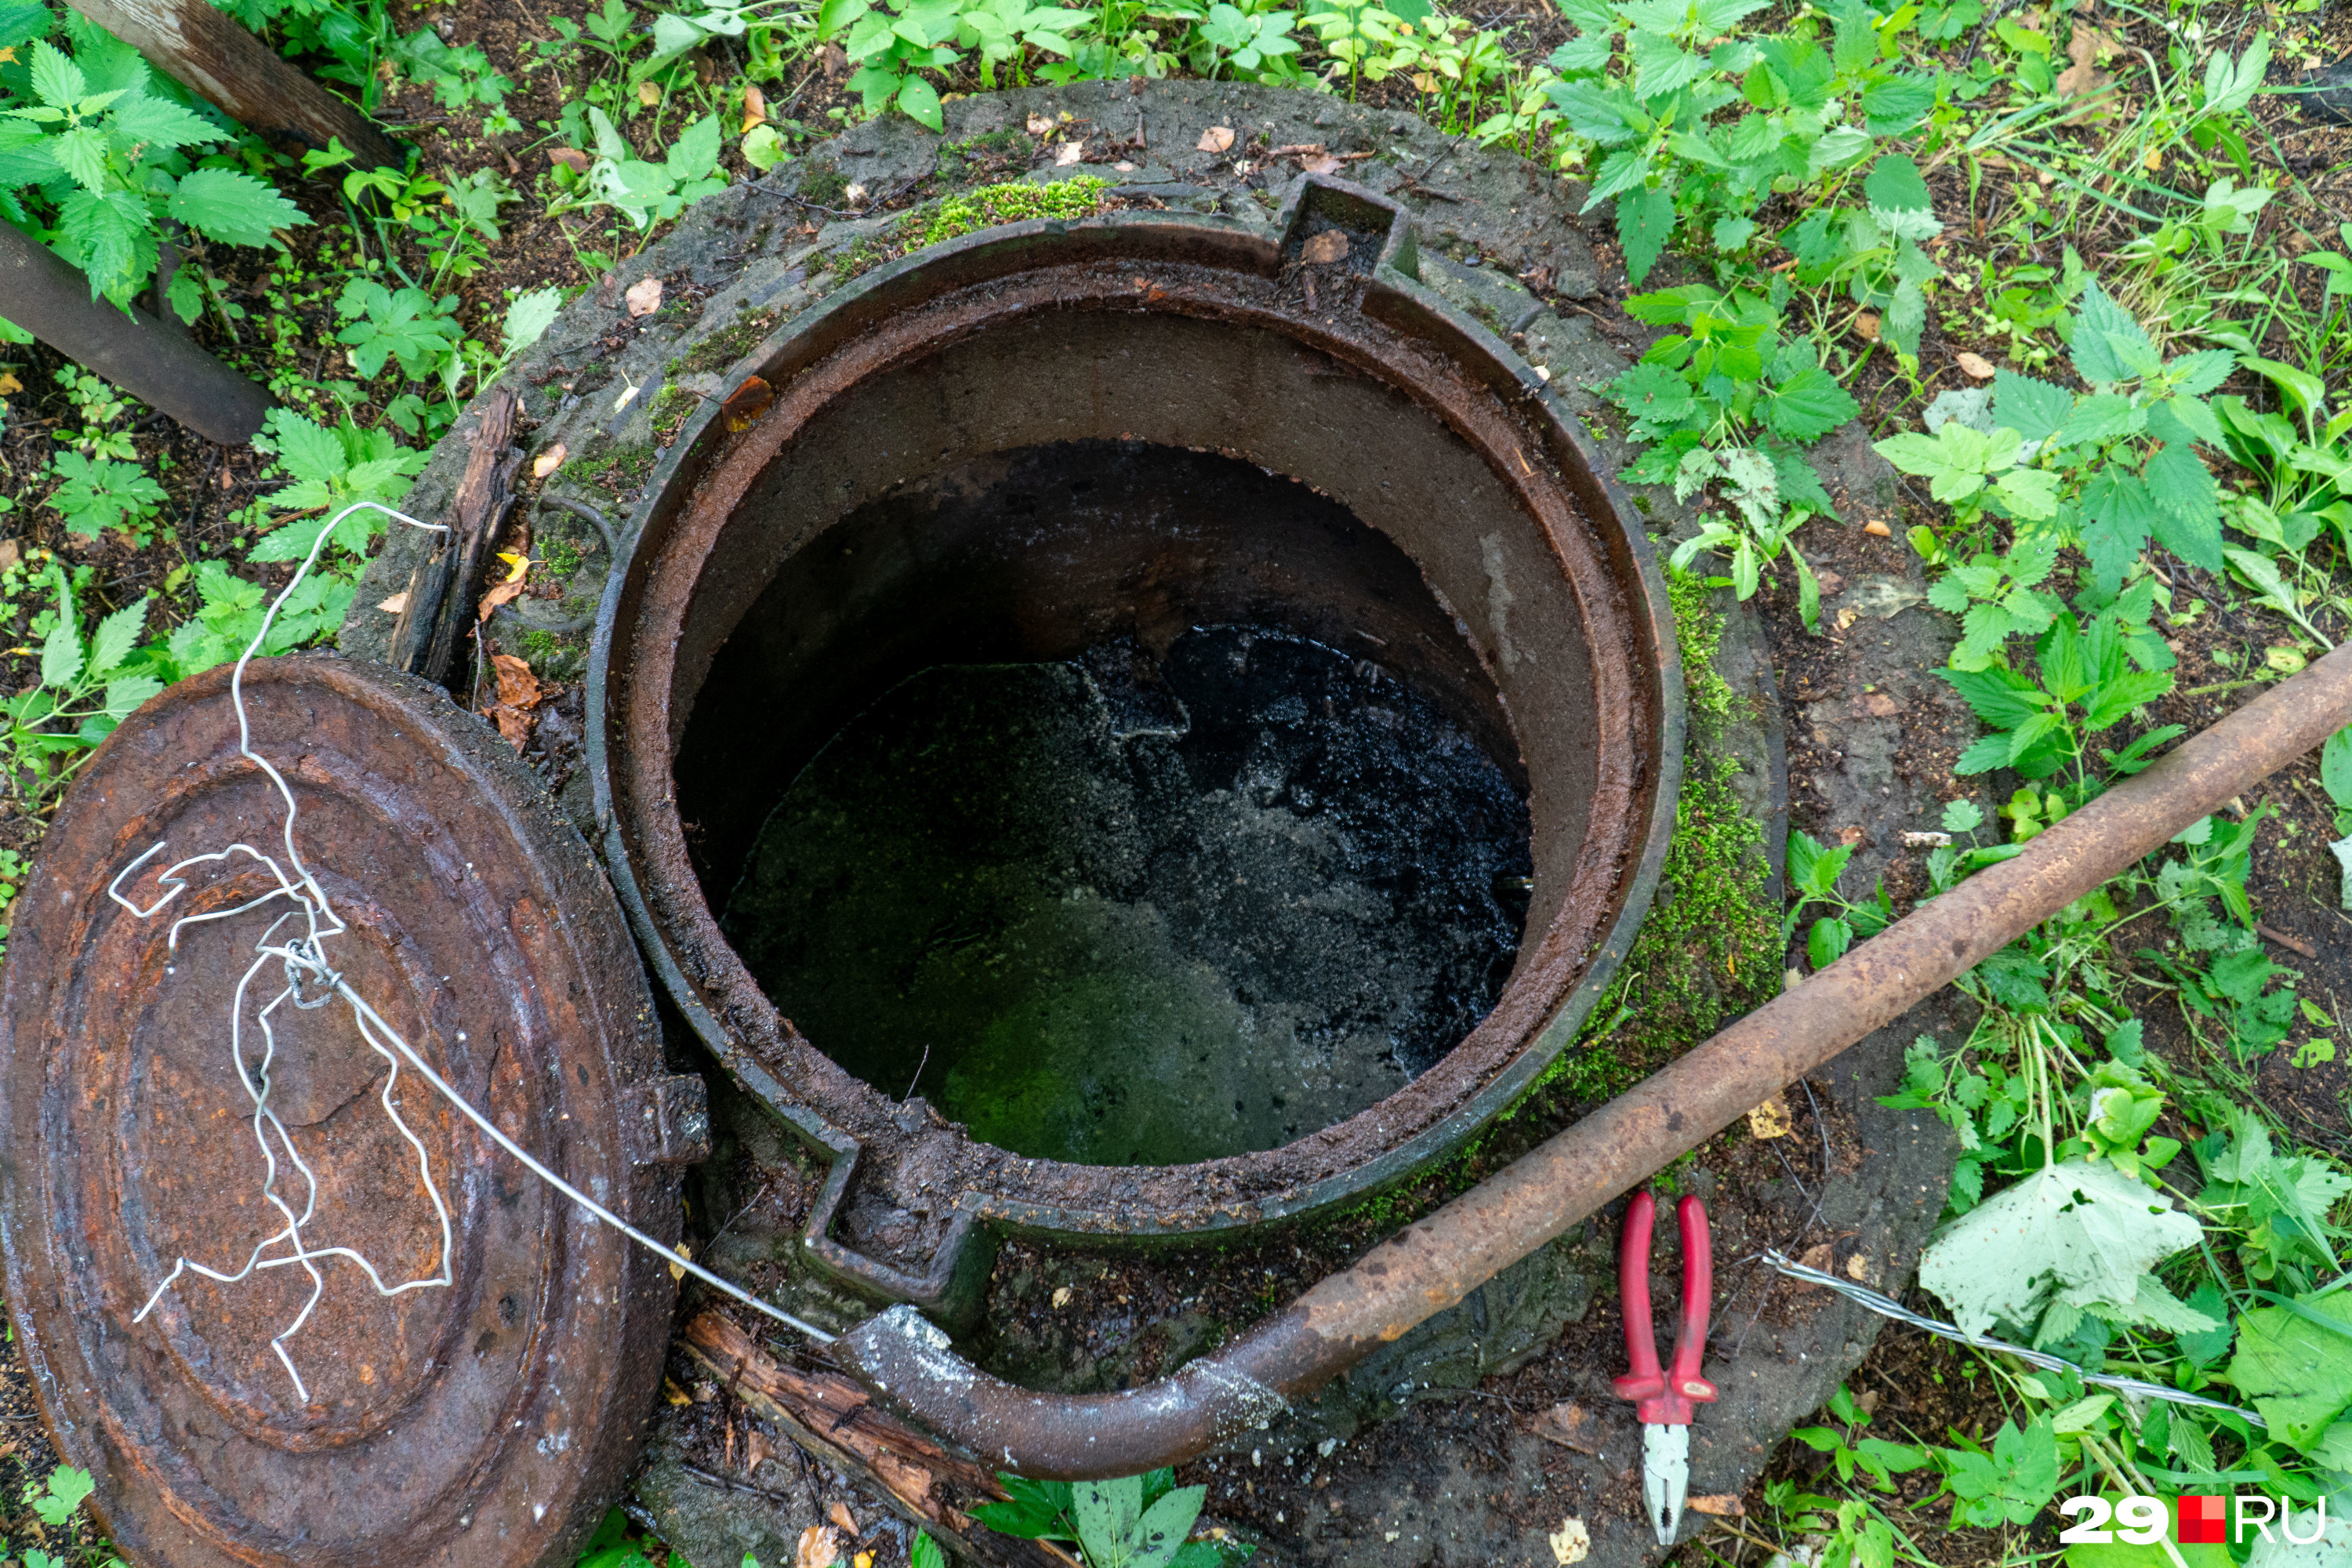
[[593, 176, 1685, 1320]]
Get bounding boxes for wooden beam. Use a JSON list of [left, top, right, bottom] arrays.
[[67, 0, 404, 172], [390, 387, 520, 687], [0, 221, 272, 445], [680, 1312, 1084, 1568]]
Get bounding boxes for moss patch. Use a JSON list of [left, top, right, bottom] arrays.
[[798, 165, 850, 206], [1556, 568, 1775, 1097], [568, 432, 656, 491], [677, 303, 784, 376], [651, 382, 700, 445], [920, 176, 1110, 246]]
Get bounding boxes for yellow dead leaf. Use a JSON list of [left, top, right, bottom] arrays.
[[624, 275, 664, 318], [1955, 351, 1996, 379], [532, 442, 567, 480], [1864, 518, 1893, 538], [828, 1501, 860, 1537], [1197, 125, 1236, 153], [797, 1525, 842, 1568], [1688, 1495, 1745, 1518], [0, 371, 20, 397], [742, 83, 768, 132], [478, 579, 527, 622], [1746, 1094, 1791, 1138], [1056, 141, 1086, 167], [637, 80, 661, 106], [1549, 1519, 1590, 1566], [1301, 153, 1341, 175], [377, 590, 409, 614], [1300, 230, 1349, 265], [490, 652, 543, 709], [1051, 1285, 1073, 1307], [855, 1555, 873, 1568], [664, 1378, 693, 1406], [1027, 113, 1054, 134], [498, 550, 531, 584]]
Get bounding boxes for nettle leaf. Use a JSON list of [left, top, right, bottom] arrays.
[[1940, 664, 2043, 730], [60, 186, 151, 298], [28, 38, 85, 108], [49, 123, 107, 192], [1992, 371, 2071, 446], [1628, 28, 1709, 95], [1862, 151, 1933, 215], [169, 165, 309, 247], [2167, 347, 2238, 398], [87, 593, 149, 678], [2068, 281, 2156, 387], [1616, 180, 1676, 285], [1919, 1158, 2204, 1338], [1859, 72, 1935, 134], [2144, 442, 2223, 570], [2078, 466, 2154, 592], [107, 91, 219, 152], [1759, 365, 1857, 443], [2056, 393, 2144, 448], [2227, 1290, 2352, 1450]]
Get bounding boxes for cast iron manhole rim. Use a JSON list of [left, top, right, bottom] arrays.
[[583, 177, 1686, 1319]]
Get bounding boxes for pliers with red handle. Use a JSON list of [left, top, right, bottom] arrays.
[[1613, 1190, 1718, 1546]]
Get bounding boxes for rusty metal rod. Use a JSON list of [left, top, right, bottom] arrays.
[[838, 639, 2352, 1479], [0, 222, 274, 445]]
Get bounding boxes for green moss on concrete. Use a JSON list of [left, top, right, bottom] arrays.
[[799, 165, 850, 206], [1566, 568, 1775, 1085], [678, 303, 784, 376], [651, 381, 699, 445], [920, 176, 1110, 246], [569, 432, 657, 491]]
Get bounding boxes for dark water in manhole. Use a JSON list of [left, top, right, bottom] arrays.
[[720, 626, 1533, 1167]]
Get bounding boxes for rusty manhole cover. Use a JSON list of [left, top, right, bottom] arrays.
[[0, 658, 691, 1567], [590, 176, 1686, 1321]]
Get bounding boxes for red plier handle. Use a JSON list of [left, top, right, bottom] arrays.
[[1612, 1190, 1718, 1425]]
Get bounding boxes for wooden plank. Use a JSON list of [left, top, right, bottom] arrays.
[[680, 1312, 1083, 1568], [67, 0, 404, 172], [390, 387, 518, 686]]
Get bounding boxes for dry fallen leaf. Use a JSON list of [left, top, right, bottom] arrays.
[[1746, 1094, 1792, 1139], [1688, 1496, 1746, 1518], [1051, 1285, 1073, 1307], [1532, 1401, 1602, 1454], [1056, 140, 1086, 167], [1859, 691, 1900, 717], [490, 653, 543, 710], [1863, 518, 1893, 538], [548, 147, 591, 174], [1796, 1241, 1836, 1282], [844, 181, 868, 205], [745, 1431, 773, 1472], [376, 590, 408, 614], [664, 1378, 693, 1407], [1549, 1519, 1591, 1566], [1301, 230, 1349, 265], [1847, 1252, 1875, 1282], [1028, 113, 1055, 135], [497, 550, 530, 585], [2054, 20, 2118, 106], [1301, 153, 1341, 175], [1198, 125, 1236, 153], [637, 79, 661, 106], [797, 1526, 841, 1568], [0, 371, 21, 397], [478, 579, 527, 622], [819, 42, 848, 76], [0, 539, 22, 574], [1955, 350, 1997, 380], [1854, 311, 1882, 343], [724, 375, 775, 432], [532, 442, 568, 480], [742, 83, 768, 132], [625, 276, 663, 318], [828, 1501, 860, 1537], [1112, 160, 1134, 172]]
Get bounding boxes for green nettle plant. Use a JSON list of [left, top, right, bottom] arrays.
[[1531, 0, 1936, 280], [1877, 284, 2238, 593], [0, 14, 307, 310], [975, 1469, 1252, 1568]]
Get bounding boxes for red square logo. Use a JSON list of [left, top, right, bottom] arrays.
[[2178, 1496, 2227, 1544]]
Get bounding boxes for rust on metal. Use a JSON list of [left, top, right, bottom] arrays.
[[834, 641, 2352, 1477], [0, 657, 682, 1566], [587, 177, 1685, 1320]]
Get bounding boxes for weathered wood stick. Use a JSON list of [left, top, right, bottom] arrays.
[[66, 0, 404, 171], [0, 221, 272, 445], [681, 1312, 1084, 1568], [390, 387, 518, 686]]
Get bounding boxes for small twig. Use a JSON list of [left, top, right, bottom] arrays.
[[2256, 923, 2318, 960]]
